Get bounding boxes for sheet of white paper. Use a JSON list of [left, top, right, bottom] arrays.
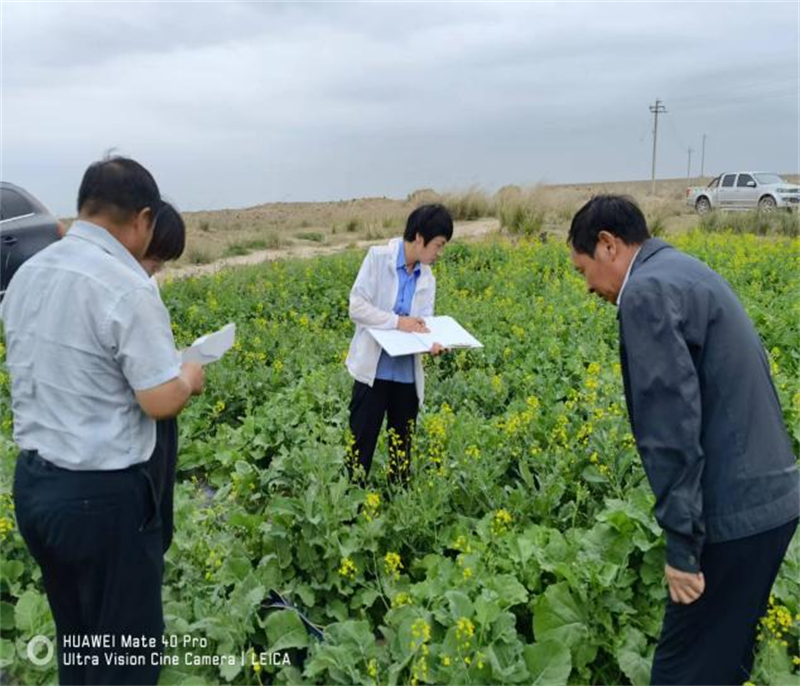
[[415, 316, 483, 350], [181, 323, 236, 365], [367, 316, 482, 357], [367, 328, 429, 356]]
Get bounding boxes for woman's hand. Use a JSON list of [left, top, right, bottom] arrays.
[[398, 316, 429, 333]]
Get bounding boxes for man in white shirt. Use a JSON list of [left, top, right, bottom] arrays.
[[1, 157, 203, 685]]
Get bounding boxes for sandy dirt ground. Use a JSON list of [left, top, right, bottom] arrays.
[[160, 218, 501, 282]]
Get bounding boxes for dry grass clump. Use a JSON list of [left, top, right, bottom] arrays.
[[698, 210, 798, 237]]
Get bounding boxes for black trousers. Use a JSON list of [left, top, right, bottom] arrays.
[[146, 419, 179, 553], [651, 517, 798, 685], [348, 379, 419, 482], [13, 450, 164, 686]]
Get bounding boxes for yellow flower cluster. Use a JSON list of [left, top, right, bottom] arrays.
[[451, 535, 472, 554], [490, 374, 504, 394], [549, 413, 569, 446], [465, 445, 481, 461], [391, 592, 411, 609], [386, 427, 412, 479], [363, 492, 380, 521], [410, 618, 431, 645], [500, 395, 541, 437], [757, 595, 796, 647], [384, 552, 403, 581], [423, 405, 453, 472], [0, 515, 14, 541], [367, 658, 378, 678], [204, 548, 223, 581], [409, 618, 431, 686], [455, 617, 475, 644], [338, 557, 357, 581], [491, 508, 513, 536], [345, 432, 361, 474]]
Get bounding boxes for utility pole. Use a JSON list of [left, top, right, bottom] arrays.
[[700, 134, 706, 178], [687, 147, 694, 185], [649, 99, 667, 196]]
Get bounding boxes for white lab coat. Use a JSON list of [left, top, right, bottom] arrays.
[[345, 238, 435, 404]]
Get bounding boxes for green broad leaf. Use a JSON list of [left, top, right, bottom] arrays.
[[294, 583, 316, 608], [484, 641, 531, 683], [484, 574, 528, 608], [0, 637, 16, 668], [13, 590, 51, 637], [580, 465, 607, 484], [507, 534, 538, 566], [523, 641, 572, 685], [0, 559, 24, 584], [0, 601, 16, 630], [582, 523, 633, 567], [475, 593, 502, 626], [351, 587, 378, 609], [227, 511, 260, 531], [233, 460, 254, 476], [324, 599, 348, 623], [444, 590, 473, 620], [533, 583, 593, 668], [265, 610, 309, 652], [753, 639, 796, 686], [615, 626, 653, 686], [221, 554, 252, 582], [218, 656, 242, 682]]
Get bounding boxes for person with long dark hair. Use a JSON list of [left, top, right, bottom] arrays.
[[140, 202, 186, 554]]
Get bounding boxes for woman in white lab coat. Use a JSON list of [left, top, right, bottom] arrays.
[[345, 204, 453, 484]]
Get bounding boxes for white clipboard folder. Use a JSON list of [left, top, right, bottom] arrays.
[[367, 316, 483, 357], [181, 323, 236, 365]]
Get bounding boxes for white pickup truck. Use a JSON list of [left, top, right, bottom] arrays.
[[686, 172, 800, 214]]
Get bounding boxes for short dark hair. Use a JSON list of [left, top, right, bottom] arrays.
[[145, 202, 185, 262], [77, 155, 161, 223], [568, 194, 650, 255], [404, 203, 454, 245]]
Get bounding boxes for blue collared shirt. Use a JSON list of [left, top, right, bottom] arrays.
[[0, 220, 181, 470], [375, 242, 420, 383]]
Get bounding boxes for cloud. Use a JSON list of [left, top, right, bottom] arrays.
[[2, 1, 797, 214]]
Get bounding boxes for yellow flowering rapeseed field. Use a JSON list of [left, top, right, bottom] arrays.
[[0, 231, 797, 685]]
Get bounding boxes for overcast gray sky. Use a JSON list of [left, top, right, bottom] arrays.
[[2, 1, 798, 215]]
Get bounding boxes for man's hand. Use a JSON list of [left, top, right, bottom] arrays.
[[665, 564, 705, 604], [181, 362, 204, 395], [430, 343, 449, 356], [398, 316, 429, 333], [136, 362, 204, 420]]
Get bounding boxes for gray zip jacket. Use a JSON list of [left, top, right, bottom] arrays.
[[618, 239, 799, 572]]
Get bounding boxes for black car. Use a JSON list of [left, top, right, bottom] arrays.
[[1, 182, 64, 296]]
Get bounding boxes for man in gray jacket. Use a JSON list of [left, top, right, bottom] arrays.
[[568, 195, 799, 685]]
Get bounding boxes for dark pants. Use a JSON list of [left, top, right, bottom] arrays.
[[146, 419, 179, 553], [13, 450, 164, 686], [348, 379, 419, 482], [651, 517, 798, 685]]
